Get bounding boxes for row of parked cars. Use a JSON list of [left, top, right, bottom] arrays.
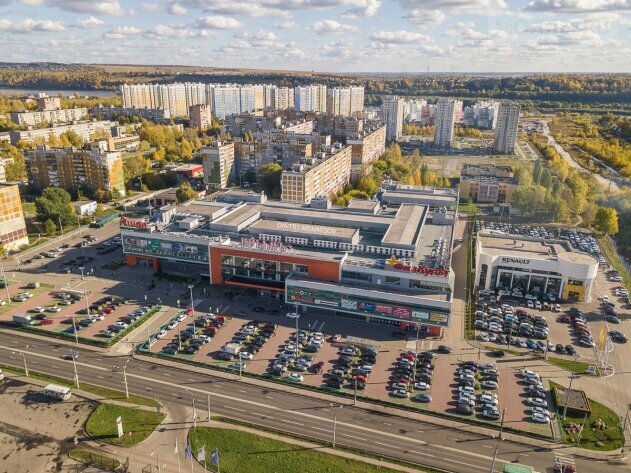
[[91, 303, 153, 338], [327, 344, 378, 390], [454, 361, 500, 416], [269, 329, 321, 380], [518, 369, 551, 424], [389, 350, 434, 402], [162, 313, 227, 355], [220, 321, 277, 362]]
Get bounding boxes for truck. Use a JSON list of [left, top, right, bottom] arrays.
[[223, 343, 242, 356], [12, 314, 33, 325]]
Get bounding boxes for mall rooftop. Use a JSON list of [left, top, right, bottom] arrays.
[[137, 192, 456, 269]]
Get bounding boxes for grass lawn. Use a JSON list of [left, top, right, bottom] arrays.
[[189, 427, 414, 473], [0, 282, 55, 315], [598, 236, 631, 290], [458, 202, 480, 215], [545, 356, 599, 376], [550, 382, 624, 451], [0, 363, 159, 407], [86, 404, 165, 447]]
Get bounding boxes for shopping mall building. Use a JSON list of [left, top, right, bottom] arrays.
[[475, 231, 599, 302], [121, 189, 458, 334]]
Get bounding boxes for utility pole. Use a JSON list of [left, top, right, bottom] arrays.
[[489, 408, 506, 472], [576, 413, 588, 447], [79, 266, 90, 322], [188, 284, 195, 337], [71, 352, 80, 388], [123, 360, 129, 399], [58, 216, 64, 235], [207, 393, 211, 422], [71, 317, 79, 344], [21, 352, 29, 377]]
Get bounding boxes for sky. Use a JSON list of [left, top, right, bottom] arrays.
[[0, 0, 630, 73]]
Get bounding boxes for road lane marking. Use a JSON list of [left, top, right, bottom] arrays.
[[340, 433, 367, 441], [187, 378, 195, 382], [481, 445, 493, 449], [223, 406, 245, 412], [407, 450, 435, 457], [163, 373, 171, 377], [311, 427, 329, 432], [383, 422, 392, 426], [284, 420, 304, 426], [448, 437, 459, 441], [51, 365, 59, 368], [374, 441, 400, 449], [251, 412, 267, 417], [238, 390, 247, 393], [265, 395, 274, 399], [97, 375, 105, 379]]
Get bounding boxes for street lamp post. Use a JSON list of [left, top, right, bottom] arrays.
[[71, 317, 79, 344], [78, 266, 90, 319], [411, 322, 421, 391], [185, 389, 196, 428], [489, 408, 507, 473], [113, 359, 130, 399], [188, 284, 195, 337], [331, 404, 343, 448], [0, 252, 10, 302], [70, 352, 80, 388]]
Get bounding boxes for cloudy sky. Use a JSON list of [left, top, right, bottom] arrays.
[[0, 0, 629, 72]]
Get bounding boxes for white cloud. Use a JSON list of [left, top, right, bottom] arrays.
[[180, 0, 380, 18], [144, 24, 213, 39], [311, 19, 359, 34], [138, 3, 162, 12], [167, 3, 188, 15], [370, 30, 430, 43], [523, 0, 631, 13], [527, 14, 623, 33], [273, 21, 297, 29], [46, 0, 125, 15], [0, 18, 66, 33], [234, 30, 278, 43], [404, 9, 445, 26], [398, 0, 506, 16], [195, 16, 242, 29], [20, 0, 44, 6], [103, 26, 142, 39], [76, 16, 105, 28]]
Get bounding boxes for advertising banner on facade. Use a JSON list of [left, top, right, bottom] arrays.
[[286, 285, 449, 327], [123, 236, 208, 262]]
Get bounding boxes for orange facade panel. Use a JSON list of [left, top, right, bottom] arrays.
[[209, 247, 341, 286]]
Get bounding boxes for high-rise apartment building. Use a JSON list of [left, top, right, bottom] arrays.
[[36, 94, 61, 111], [281, 144, 352, 204], [294, 85, 327, 113], [120, 83, 206, 118], [202, 141, 235, 188], [10, 108, 88, 127], [326, 87, 365, 117], [25, 146, 125, 196], [434, 98, 462, 148], [463, 101, 499, 129], [189, 104, 213, 130], [0, 183, 28, 251], [381, 96, 405, 142], [346, 123, 387, 165], [494, 101, 520, 154]]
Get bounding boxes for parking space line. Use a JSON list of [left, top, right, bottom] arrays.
[[284, 420, 304, 426]]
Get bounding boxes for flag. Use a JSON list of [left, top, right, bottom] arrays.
[[173, 438, 179, 455], [211, 449, 219, 466], [197, 446, 206, 462], [184, 443, 192, 459]]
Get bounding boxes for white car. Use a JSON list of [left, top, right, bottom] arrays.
[[526, 300, 534, 309], [115, 321, 128, 328], [531, 412, 550, 423], [478, 332, 490, 342], [20, 292, 34, 299], [287, 373, 304, 383], [414, 382, 430, 390], [520, 370, 540, 379], [31, 307, 45, 313], [527, 397, 548, 408], [156, 330, 167, 339], [166, 320, 178, 330], [525, 294, 537, 300], [481, 380, 498, 389], [391, 382, 409, 391], [240, 352, 254, 360], [47, 306, 61, 313], [479, 394, 498, 406], [531, 406, 548, 415], [602, 295, 609, 303]]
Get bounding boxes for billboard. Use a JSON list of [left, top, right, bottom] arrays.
[[286, 285, 448, 327], [123, 236, 208, 262]]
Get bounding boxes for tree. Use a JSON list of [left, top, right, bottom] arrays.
[[124, 154, 151, 181], [176, 181, 198, 203], [594, 207, 619, 235], [35, 187, 76, 226], [180, 139, 193, 161], [257, 163, 282, 198], [44, 219, 56, 237], [581, 201, 598, 228], [60, 131, 83, 148]]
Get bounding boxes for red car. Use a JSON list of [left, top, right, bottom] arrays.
[[102, 307, 113, 314], [401, 353, 415, 361]]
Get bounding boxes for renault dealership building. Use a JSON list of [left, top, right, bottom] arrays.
[[475, 231, 599, 302]]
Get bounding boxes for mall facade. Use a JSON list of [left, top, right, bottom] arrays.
[[475, 231, 599, 302], [121, 189, 458, 333]]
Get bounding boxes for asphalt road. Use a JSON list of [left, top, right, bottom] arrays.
[[0, 331, 620, 473]]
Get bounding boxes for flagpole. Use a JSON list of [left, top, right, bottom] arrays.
[[177, 445, 181, 473], [217, 449, 220, 473]]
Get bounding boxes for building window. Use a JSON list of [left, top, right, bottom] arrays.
[[341, 270, 371, 282], [385, 276, 400, 285]]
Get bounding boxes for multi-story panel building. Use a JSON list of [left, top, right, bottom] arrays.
[[10, 108, 88, 126], [461, 163, 514, 179], [0, 158, 8, 183], [9, 121, 115, 145], [494, 100, 520, 154], [281, 144, 352, 204], [463, 101, 499, 129], [326, 87, 351, 117], [89, 105, 171, 123], [189, 104, 213, 130], [36, 94, 61, 111], [381, 96, 405, 142], [459, 164, 517, 203], [434, 98, 461, 148], [120, 83, 206, 118], [349, 87, 365, 116], [346, 123, 386, 165], [25, 146, 125, 196], [0, 183, 28, 251], [202, 141, 235, 189], [294, 85, 327, 112]]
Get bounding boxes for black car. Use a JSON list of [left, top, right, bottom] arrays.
[[327, 380, 343, 389], [456, 404, 473, 415], [565, 345, 577, 355], [437, 345, 452, 354], [490, 350, 506, 357], [217, 351, 234, 360], [555, 344, 566, 354], [610, 331, 628, 343], [24, 259, 33, 264]]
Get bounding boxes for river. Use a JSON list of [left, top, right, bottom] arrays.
[[0, 88, 117, 97]]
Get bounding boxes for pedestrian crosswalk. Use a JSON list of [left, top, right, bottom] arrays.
[[555, 454, 576, 471]]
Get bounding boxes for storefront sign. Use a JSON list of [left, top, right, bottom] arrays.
[[500, 257, 530, 265], [120, 216, 148, 230], [240, 238, 289, 253], [375, 304, 393, 314], [276, 222, 338, 235], [341, 299, 357, 310], [385, 256, 449, 277]]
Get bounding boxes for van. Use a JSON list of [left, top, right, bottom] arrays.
[[26, 282, 40, 289]]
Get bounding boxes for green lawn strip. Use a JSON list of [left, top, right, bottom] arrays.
[[544, 356, 600, 376], [598, 236, 631, 290], [189, 424, 443, 473], [86, 404, 165, 447], [550, 381, 624, 451], [68, 448, 120, 471], [0, 362, 159, 407]]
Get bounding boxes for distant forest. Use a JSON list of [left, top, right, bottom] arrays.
[[0, 63, 629, 109]]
